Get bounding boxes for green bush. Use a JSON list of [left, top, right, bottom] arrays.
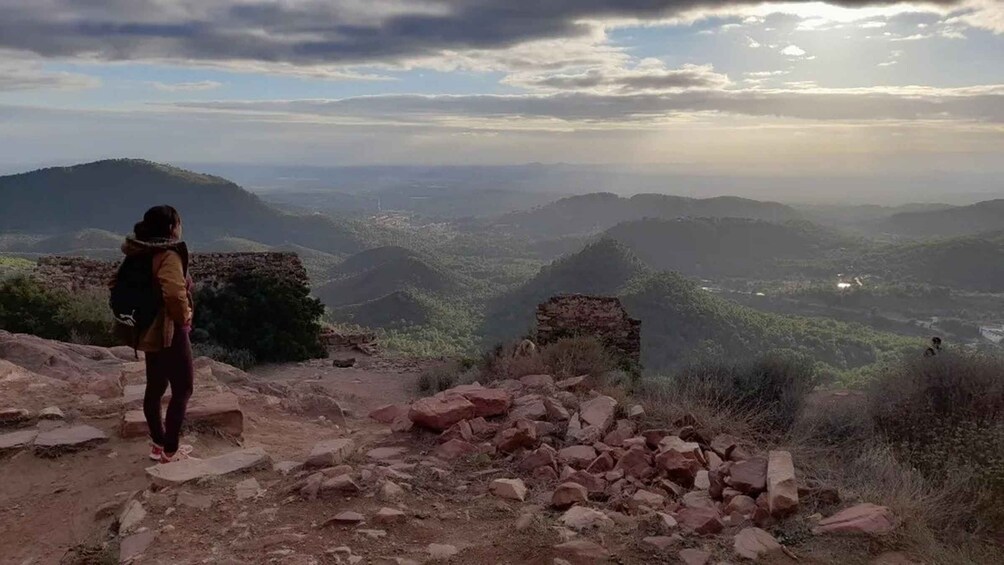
[[539, 336, 615, 380], [671, 351, 820, 431], [0, 275, 115, 346], [870, 351, 1004, 532], [194, 272, 326, 363], [192, 342, 256, 371]]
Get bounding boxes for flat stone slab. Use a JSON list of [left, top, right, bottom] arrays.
[[34, 425, 108, 456], [306, 438, 355, 468], [0, 429, 38, 454], [146, 447, 270, 488], [120, 392, 243, 438]]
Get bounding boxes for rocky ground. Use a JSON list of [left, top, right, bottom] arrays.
[[0, 331, 922, 565]]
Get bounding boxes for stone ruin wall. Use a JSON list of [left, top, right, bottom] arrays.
[[535, 294, 641, 364], [34, 252, 309, 291]]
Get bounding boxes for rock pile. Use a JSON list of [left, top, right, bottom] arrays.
[[373, 373, 892, 561]]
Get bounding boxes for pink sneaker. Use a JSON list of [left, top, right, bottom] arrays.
[[149, 443, 164, 461], [159, 444, 197, 464]]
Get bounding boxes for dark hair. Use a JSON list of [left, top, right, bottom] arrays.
[[134, 205, 181, 242]]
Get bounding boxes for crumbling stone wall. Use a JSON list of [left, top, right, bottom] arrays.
[[536, 294, 641, 364], [34, 252, 308, 291]]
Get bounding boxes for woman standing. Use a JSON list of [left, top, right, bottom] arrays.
[[115, 205, 196, 463]]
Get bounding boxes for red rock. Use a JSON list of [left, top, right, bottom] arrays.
[[654, 450, 701, 486], [711, 434, 738, 458], [579, 395, 617, 432], [518, 445, 558, 472], [509, 394, 547, 421], [369, 403, 409, 424], [679, 548, 712, 565], [677, 506, 724, 535], [409, 396, 476, 431], [390, 414, 413, 433], [642, 428, 672, 448], [433, 439, 478, 460], [614, 447, 655, 480], [533, 465, 559, 482], [552, 482, 589, 509], [543, 397, 570, 421], [468, 416, 496, 437], [554, 539, 609, 561], [658, 436, 703, 464], [726, 495, 757, 515], [490, 478, 528, 501], [629, 489, 666, 511], [603, 419, 635, 447], [565, 471, 606, 494], [585, 452, 615, 474], [534, 420, 557, 437], [682, 491, 716, 510], [814, 504, 895, 536], [558, 445, 598, 469], [728, 457, 768, 495], [767, 450, 798, 518], [705, 450, 724, 470], [495, 421, 538, 453], [438, 420, 474, 443], [734, 527, 783, 560], [455, 388, 512, 418], [622, 436, 647, 449], [519, 374, 554, 389]]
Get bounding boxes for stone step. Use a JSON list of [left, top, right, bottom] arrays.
[[146, 447, 270, 487], [0, 429, 38, 456], [33, 425, 108, 456], [120, 392, 243, 438]]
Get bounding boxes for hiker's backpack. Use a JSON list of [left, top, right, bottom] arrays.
[[110, 255, 162, 352]]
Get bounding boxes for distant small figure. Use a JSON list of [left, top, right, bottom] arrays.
[[514, 339, 537, 357], [931, 336, 942, 351]]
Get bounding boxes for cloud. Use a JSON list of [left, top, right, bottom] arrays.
[[0, 57, 99, 91], [780, 45, 808, 57], [504, 61, 730, 94], [149, 80, 222, 92], [168, 84, 1004, 126], [746, 36, 761, 48], [0, 0, 980, 76]]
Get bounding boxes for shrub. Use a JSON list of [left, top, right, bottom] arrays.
[[669, 351, 820, 432], [870, 351, 1004, 533], [539, 336, 615, 380], [194, 272, 326, 364], [0, 275, 115, 346], [417, 361, 466, 393]]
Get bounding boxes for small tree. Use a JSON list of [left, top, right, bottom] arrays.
[[194, 272, 326, 363]]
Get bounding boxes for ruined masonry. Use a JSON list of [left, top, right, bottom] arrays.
[[536, 295, 641, 364]]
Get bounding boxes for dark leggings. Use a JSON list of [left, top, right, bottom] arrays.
[[144, 326, 194, 454]]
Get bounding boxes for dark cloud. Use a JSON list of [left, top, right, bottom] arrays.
[[507, 63, 730, 92], [0, 0, 965, 67], [171, 86, 1004, 123]]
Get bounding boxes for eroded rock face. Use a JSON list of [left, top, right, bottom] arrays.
[[814, 504, 895, 536]]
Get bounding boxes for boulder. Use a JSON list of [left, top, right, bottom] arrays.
[[767, 450, 798, 518], [560, 506, 614, 531], [726, 495, 757, 516], [409, 396, 476, 431], [519, 374, 554, 389], [455, 388, 512, 418], [433, 439, 478, 460], [544, 397, 570, 421], [677, 507, 724, 535], [679, 548, 712, 565], [565, 471, 606, 494], [694, 470, 711, 490], [654, 450, 701, 486], [814, 504, 895, 535], [518, 445, 558, 473], [658, 436, 703, 463], [579, 396, 617, 432], [682, 491, 716, 511], [558, 445, 598, 469], [509, 395, 547, 421], [602, 419, 635, 447], [369, 404, 410, 424], [33, 425, 108, 455], [146, 447, 270, 487], [734, 527, 783, 560], [495, 421, 538, 453], [322, 475, 362, 495], [614, 447, 655, 480], [306, 438, 355, 468], [375, 507, 407, 524], [728, 457, 768, 495], [711, 434, 739, 458], [490, 478, 528, 502], [185, 392, 244, 436], [585, 452, 615, 474], [552, 482, 589, 509], [628, 490, 665, 511]]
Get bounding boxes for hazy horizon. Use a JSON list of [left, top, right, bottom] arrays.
[[0, 0, 1002, 197]]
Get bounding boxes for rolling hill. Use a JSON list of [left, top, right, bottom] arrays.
[[328, 246, 425, 278], [851, 233, 1004, 292], [481, 239, 917, 372], [602, 218, 846, 279], [0, 159, 366, 255], [315, 255, 457, 308], [329, 290, 432, 329], [492, 192, 800, 238], [876, 199, 1004, 238]]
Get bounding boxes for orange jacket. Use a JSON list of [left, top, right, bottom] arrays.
[[119, 237, 193, 351]]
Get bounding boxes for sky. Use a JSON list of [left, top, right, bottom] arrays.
[[0, 0, 1002, 177]]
